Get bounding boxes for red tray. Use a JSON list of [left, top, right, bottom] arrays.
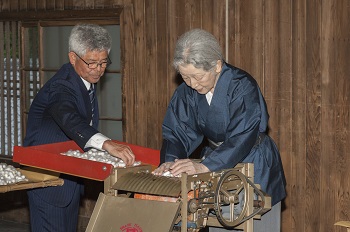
[[13, 140, 160, 181]]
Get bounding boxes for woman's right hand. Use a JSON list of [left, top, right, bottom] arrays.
[[152, 161, 174, 176]]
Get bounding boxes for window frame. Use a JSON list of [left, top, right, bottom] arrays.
[[22, 19, 123, 138], [0, 9, 126, 156]]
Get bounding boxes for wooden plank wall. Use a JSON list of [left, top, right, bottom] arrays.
[[0, 0, 349, 231]]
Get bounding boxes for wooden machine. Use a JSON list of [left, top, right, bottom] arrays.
[[12, 140, 271, 232]]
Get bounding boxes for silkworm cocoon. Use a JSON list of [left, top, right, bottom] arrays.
[[0, 163, 28, 185], [61, 149, 141, 168]]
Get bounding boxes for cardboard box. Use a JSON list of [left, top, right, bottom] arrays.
[[86, 192, 181, 232]]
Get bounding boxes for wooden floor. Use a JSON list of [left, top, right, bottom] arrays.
[[0, 219, 211, 232], [0, 220, 30, 232]]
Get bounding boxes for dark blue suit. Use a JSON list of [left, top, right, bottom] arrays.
[[161, 63, 286, 206], [23, 63, 99, 232]]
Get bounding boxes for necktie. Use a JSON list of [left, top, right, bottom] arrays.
[[88, 84, 95, 119]]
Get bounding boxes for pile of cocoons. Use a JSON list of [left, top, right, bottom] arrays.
[[0, 163, 28, 185], [61, 149, 141, 168]]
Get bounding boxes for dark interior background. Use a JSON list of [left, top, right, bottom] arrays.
[[0, 1, 349, 231]]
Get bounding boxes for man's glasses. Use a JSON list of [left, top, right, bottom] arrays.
[[74, 52, 112, 69]]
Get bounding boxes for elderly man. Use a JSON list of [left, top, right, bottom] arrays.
[[24, 24, 135, 232]]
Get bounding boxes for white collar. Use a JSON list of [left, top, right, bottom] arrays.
[[206, 91, 213, 105], [80, 77, 92, 90]]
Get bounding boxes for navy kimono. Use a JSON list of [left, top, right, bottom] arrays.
[[160, 63, 286, 205], [23, 63, 99, 232]]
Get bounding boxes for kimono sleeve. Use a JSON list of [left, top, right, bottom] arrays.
[[160, 85, 204, 163]]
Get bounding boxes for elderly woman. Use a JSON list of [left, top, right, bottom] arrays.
[[153, 29, 286, 231]]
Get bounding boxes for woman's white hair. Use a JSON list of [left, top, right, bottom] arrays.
[[173, 29, 224, 71]]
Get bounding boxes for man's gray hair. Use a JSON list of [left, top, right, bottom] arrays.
[[69, 24, 112, 56], [173, 29, 224, 72]]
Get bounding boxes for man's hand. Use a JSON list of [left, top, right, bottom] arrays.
[[102, 140, 135, 166]]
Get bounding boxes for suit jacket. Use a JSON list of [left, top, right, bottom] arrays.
[[23, 62, 99, 207], [160, 63, 286, 205]]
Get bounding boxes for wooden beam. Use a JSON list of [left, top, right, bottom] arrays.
[[0, 8, 123, 21]]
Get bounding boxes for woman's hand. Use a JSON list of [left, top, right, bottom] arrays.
[[153, 159, 209, 176], [169, 159, 210, 176], [152, 161, 174, 176], [102, 140, 135, 166]]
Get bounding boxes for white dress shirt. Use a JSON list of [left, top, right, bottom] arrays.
[[81, 77, 110, 150]]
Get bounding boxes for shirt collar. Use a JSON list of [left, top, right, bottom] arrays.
[[80, 77, 92, 90]]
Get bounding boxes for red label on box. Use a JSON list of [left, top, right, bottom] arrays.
[[120, 223, 143, 232]]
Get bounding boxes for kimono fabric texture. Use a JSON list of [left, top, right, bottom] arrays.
[[160, 63, 286, 231]]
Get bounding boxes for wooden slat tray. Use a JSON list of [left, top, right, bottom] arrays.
[[0, 167, 63, 193]]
